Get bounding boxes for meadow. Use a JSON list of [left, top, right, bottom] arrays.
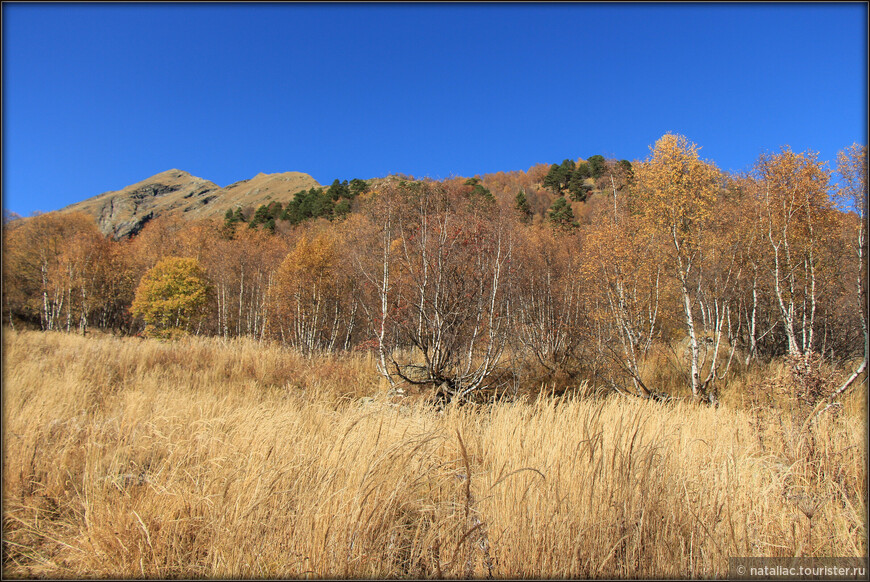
[[2, 328, 866, 578]]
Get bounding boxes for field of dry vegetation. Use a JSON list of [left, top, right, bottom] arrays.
[[2, 328, 865, 578]]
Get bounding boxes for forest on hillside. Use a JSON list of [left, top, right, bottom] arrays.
[[3, 134, 867, 404]]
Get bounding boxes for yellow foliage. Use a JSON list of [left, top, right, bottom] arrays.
[[633, 133, 720, 254], [756, 146, 833, 242], [130, 256, 213, 339], [269, 231, 349, 350], [278, 232, 336, 287]]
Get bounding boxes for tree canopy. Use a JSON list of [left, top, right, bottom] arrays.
[[3, 135, 864, 405], [130, 256, 213, 339]]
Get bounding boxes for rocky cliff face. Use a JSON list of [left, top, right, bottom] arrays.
[[59, 169, 321, 239]]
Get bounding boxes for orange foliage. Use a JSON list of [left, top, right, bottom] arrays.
[[3, 135, 866, 400]]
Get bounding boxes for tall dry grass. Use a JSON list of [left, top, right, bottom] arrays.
[[2, 329, 866, 578]]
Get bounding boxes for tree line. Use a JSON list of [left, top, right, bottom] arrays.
[[224, 177, 371, 233], [3, 135, 866, 404]]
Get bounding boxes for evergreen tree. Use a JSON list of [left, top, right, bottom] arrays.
[[266, 201, 283, 219], [349, 178, 369, 197], [311, 189, 333, 220], [222, 208, 240, 239], [296, 188, 326, 221], [543, 163, 563, 194], [515, 190, 533, 223], [547, 196, 578, 229], [224, 208, 235, 224], [334, 198, 352, 219], [568, 173, 591, 202], [587, 155, 607, 180], [327, 179, 350, 201], [251, 204, 270, 226], [465, 177, 496, 206], [544, 159, 577, 194], [283, 190, 307, 223], [224, 207, 245, 227]]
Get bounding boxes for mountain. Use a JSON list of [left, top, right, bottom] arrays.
[[59, 169, 322, 239]]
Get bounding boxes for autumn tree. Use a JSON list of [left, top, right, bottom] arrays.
[[719, 175, 779, 364], [754, 147, 835, 358], [395, 179, 512, 400], [584, 186, 668, 399], [346, 181, 402, 383], [87, 236, 139, 333], [130, 256, 213, 339], [197, 226, 289, 340], [633, 133, 721, 402], [123, 214, 194, 279], [3, 212, 107, 332], [511, 224, 590, 382], [270, 228, 357, 352], [829, 143, 868, 399], [352, 179, 512, 401]]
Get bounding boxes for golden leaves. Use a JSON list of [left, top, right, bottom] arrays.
[[633, 133, 720, 256], [130, 256, 213, 339], [274, 232, 338, 295]]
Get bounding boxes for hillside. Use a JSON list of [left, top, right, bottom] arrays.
[[59, 169, 321, 238], [52, 154, 627, 239]]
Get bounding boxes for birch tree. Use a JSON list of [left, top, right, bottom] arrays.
[[754, 147, 833, 357], [633, 133, 720, 402], [829, 143, 868, 399], [270, 231, 355, 353], [353, 179, 512, 401], [3, 212, 104, 332], [512, 225, 586, 379], [584, 182, 665, 398]]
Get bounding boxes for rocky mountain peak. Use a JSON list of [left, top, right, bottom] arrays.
[[58, 169, 321, 239]]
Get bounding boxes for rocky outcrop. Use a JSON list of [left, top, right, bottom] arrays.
[[59, 169, 321, 239]]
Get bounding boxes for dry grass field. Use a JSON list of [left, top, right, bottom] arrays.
[[2, 329, 866, 578]]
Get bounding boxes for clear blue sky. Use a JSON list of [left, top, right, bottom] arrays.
[[3, 2, 867, 216]]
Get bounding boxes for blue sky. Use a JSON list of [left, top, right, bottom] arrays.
[[3, 2, 867, 216]]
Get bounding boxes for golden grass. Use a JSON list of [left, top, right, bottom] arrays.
[[2, 329, 866, 578]]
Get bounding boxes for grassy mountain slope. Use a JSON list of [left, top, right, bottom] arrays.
[[59, 169, 321, 238]]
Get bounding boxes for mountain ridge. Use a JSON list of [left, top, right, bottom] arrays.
[[59, 169, 322, 239]]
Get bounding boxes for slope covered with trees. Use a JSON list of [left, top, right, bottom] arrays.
[[3, 135, 866, 406]]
